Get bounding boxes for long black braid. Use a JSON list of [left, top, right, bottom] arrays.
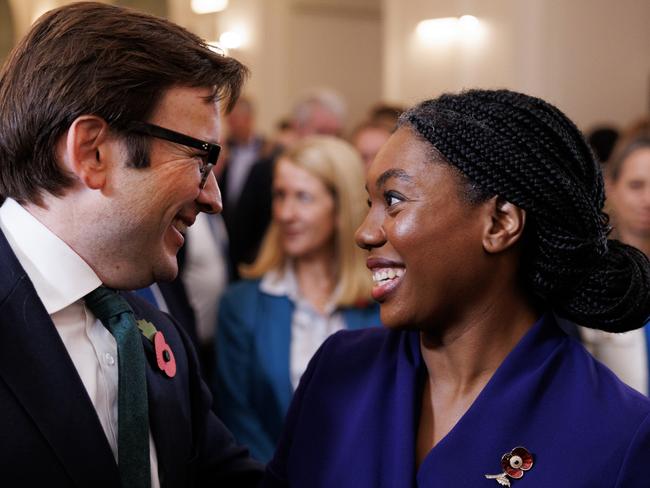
[[399, 89, 650, 332]]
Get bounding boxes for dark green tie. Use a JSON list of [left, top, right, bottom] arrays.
[[84, 286, 151, 488]]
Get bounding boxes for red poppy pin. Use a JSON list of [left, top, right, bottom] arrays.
[[154, 331, 177, 378], [485, 446, 533, 486], [136, 319, 177, 378]]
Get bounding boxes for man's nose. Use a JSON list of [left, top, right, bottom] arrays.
[[196, 169, 222, 214]]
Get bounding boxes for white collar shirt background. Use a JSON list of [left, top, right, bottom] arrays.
[[579, 325, 648, 395], [261, 263, 345, 390]]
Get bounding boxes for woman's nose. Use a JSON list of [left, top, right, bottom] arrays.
[[274, 197, 297, 222], [355, 208, 386, 250]]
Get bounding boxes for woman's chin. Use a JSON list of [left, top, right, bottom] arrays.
[[379, 307, 412, 330]]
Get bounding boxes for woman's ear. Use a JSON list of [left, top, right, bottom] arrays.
[[64, 115, 111, 190], [482, 196, 526, 254]]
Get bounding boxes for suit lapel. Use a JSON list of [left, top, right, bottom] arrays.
[[141, 336, 190, 488], [0, 232, 119, 487], [258, 294, 293, 413], [127, 296, 194, 488]]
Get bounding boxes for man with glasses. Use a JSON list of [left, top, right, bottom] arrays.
[[0, 2, 262, 486]]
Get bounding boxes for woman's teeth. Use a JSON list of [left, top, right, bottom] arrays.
[[372, 268, 404, 284]]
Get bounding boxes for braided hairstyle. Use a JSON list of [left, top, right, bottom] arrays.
[[399, 89, 650, 333]]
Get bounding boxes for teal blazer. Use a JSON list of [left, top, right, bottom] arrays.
[[214, 279, 380, 462]]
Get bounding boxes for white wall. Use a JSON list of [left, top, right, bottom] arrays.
[[6, 0, 648, 133], [8, 0, 63, 40], [285, 0, 383, 132], [382, 0, 650, 130], [166, 0, 383, 135]]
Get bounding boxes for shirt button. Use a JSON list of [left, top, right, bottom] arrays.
[[104, 352, 116, 366]]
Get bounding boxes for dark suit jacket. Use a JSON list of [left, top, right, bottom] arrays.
[[264, 314, 650, 487], [0, 229, 263, 487], [219, 146, 281, 280], [157, 277, 199, 349]]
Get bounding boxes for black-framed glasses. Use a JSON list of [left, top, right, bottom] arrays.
[[128, 121, 221, 189]]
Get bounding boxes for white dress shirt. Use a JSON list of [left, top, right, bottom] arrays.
[[579, 326, 648, 395], [181, 212, 229, 343], [0, 198, 160, 487], [260, 264, 345, 390]]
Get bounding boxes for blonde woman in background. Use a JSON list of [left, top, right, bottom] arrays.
[[214, 136, 380, 462]]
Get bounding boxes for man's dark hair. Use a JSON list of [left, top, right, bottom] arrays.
[[399, 89, 650, 333], [0, 1, 248, 205]]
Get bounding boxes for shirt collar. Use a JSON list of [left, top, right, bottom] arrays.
[[260, 261, 342, 314], [0, 198, 101, 314], [260, 261, 299, 300]]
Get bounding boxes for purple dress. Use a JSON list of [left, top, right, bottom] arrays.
[[264, 314, 650, 487]]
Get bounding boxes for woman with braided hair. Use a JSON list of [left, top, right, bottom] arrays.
[[262, 89, 650, 488]]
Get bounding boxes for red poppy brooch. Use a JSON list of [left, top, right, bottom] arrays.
[[137, 319, 177, 378], [485, 446, 533, 486]]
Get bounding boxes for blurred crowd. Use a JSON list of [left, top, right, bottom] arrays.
[[577, 117, 650, 394]]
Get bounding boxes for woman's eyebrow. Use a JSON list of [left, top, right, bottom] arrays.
[[376, 168, 413, 189]]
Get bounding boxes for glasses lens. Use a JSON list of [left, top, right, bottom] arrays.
[[199, 163, 215, 189], [199, 144, 220, 188], [209, 144, 221, 166]]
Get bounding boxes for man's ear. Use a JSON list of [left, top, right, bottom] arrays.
[[64, 115, 111, 190], [482, 196, 526, 254]]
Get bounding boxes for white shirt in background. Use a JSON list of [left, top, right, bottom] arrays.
[[181, 212, 229, 344], [579, 326, 648, 395], [260, 264, 345, 390]]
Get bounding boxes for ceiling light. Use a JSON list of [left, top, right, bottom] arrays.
[[219, 31, 243, 50], [191, 0, 228, 15]]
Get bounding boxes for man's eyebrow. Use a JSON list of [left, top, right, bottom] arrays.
[[376, 168, 413, 189]]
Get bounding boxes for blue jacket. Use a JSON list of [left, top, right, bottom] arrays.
[[214, 279, 380, 462], [0, 229, 262, 487], [264, 314, 650, 487]]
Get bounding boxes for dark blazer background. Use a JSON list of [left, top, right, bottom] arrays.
[[219, 150, 278, 280], [0, 229, 262, 487], [157, 274, 200, 350]]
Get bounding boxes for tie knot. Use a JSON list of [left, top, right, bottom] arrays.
[[84, 286, 133, 323]]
